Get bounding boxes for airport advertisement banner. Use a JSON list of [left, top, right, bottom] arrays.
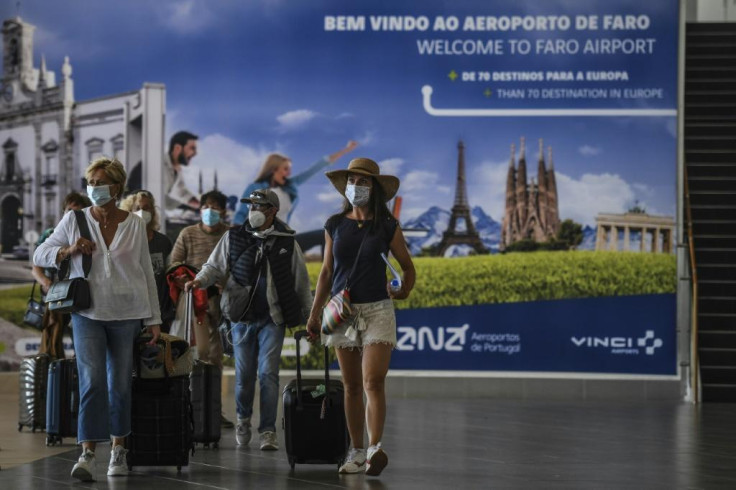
[[9, 0, 678, 374], [391, 295, 677, 374]]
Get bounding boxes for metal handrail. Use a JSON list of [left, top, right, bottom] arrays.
[[684, 167, 699, 403]]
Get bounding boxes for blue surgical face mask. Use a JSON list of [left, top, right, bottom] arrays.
[[201, 208, 221, 226], [345, 184, 371, 207], [86, 185, 114, 207]]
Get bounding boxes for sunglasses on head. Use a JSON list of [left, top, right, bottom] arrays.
[[250, 202, 272, 210]]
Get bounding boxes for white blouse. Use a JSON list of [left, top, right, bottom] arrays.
[[33, 208, 162, 326]]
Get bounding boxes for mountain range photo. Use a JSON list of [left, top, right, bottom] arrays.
[[402, 206, 598, 256]]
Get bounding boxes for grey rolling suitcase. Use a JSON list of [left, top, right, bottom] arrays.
[[18, 353, 50, 432]]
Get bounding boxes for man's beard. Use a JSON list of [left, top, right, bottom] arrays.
[[178, 152, 189, 166]]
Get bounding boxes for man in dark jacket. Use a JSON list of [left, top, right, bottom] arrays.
[[185, 189, 311, 450]]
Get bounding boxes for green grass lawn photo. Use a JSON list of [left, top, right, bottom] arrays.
[[0, 283, 33, 328], [306, 250, 677, 309], [1, 250, 676, 369]]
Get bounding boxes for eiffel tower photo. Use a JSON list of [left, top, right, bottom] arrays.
[[437, 141, 487, 256]]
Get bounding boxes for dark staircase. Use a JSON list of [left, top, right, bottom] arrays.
[[685, 23, 736, 402]]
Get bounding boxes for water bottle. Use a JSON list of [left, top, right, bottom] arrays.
[[380, 253, 402, 293]]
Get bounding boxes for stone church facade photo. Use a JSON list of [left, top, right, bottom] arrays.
[[0, 16, 165, 254]]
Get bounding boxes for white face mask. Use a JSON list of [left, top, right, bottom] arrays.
[[87, 184, 114, 207], [345, 184, 371, 207], [134, 209, 152, 225], [248, 210, 266, 228]]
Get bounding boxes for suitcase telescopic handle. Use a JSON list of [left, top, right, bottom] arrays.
[[293, 330, 330, 407], [184, 289, 192, 344]]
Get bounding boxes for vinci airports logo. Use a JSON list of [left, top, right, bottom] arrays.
[[571, 330, 663, 356]]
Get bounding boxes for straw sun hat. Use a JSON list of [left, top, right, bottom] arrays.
[[325, 158, 400, 201]]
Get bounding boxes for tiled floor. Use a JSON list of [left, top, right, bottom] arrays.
[[3, 382, 736, 489]]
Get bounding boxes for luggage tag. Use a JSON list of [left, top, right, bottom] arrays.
[[310, 384, 326, 399]]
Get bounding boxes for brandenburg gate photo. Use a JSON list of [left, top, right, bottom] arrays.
[[595, 212, 675, 253]]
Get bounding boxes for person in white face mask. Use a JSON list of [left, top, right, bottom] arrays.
[[33, 157, 162, 482], [120, 190, 173, 331], [306, 157, 416, 477], [185, 188, 313, 451]]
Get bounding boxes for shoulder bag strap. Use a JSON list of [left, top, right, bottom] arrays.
[[344, 230, 369, 290], [73, 210, 92, 279], [228, 238, 267, 328]]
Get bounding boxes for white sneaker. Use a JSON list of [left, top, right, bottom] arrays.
[[107, 445, 129, 477], [236, 418, 252, 445], [71, 448, 96, 482], [366, 443, 388, 476], [259, 431, 278, 451], [338, 448, 367, 474]]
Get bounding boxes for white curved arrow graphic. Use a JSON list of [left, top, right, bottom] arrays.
[[421, 85, 677, 117]]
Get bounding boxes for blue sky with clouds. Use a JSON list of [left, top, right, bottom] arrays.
[[3, 0, 678, 230]]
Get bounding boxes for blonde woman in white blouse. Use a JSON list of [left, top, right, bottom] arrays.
[[33, 157, 161, 482]]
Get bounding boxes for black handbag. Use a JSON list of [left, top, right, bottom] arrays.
[[45, 210, 92, 314], [23, 282, 45, 330]]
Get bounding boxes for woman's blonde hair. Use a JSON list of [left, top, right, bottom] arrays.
[[119, 190, 161, 231], [85, 157, 127, 199], [254, 153, 290, 184]]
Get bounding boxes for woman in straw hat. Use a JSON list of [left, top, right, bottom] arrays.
[[307, 157, 415, 477]]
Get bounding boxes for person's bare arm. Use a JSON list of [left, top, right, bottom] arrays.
[[306, 231, 335, 338], [31, 265, 52, 293], [387, 225, 415, 300]]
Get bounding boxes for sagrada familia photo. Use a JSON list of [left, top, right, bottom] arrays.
[[501, 137, 561, 249]]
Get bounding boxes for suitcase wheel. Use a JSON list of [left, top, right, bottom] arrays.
[[127, 465, 132, 471], [203, 443, 210, 449], [213, 442, 219, 449], [177, 466, 182, 472], [17, 424, 21, 432], [288, 456, 295, 469], [45, 437, 51, 446], [31, 426, 36, 433]]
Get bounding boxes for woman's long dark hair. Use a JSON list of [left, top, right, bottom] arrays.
[[331, 176, 392, 233]]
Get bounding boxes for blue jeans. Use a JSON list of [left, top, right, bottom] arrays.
[[232, 319, 285, 433], [72, 314, 141, 443]]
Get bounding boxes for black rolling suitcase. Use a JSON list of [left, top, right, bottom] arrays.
[[18, 353, 50, 432], [282, 330, 349, 470], [127, 375, 193, 471], [191, 360, 221, 448], [45, 358, 79, 446], [182, 289, 222, 448]]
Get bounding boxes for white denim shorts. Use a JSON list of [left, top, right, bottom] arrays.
[[323, 299, 396, 350]]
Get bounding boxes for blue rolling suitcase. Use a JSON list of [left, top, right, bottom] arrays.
[[45, 358, 79, 446]]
